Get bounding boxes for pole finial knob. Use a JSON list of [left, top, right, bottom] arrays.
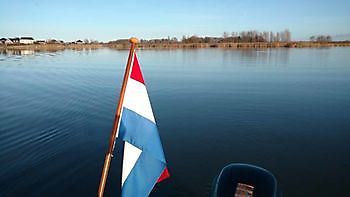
[[129, 37, 139, 44]]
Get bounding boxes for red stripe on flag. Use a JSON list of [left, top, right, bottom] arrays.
[[130, 53, 145, 84], [157, 167, 170, 183]]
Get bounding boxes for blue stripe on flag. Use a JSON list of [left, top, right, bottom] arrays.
[[121, 151, 166, 197], [119, 107, 166, 163], [118, 107, 167, 196]]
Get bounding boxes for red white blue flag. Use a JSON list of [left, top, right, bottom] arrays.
[[118, 52, 170, 196]]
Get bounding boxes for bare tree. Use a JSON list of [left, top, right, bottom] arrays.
[[262, 31, 269, 42], [310, 36, 315, 41], [90, 39, 99, 44], [240, 31, 246, 42], [280, 29, 291, 42], [276, 32, 280, 42], [223, 32, 229, 38], [231, 32, 237, 37], [270, 32, 274, 42], [171, 37, 178, 43], [284, 29, 291, 42], [314, 35, 332, 42]]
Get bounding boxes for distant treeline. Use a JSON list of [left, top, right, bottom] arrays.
[[3, 29, 348, 50], [2, 30, 338, 47], [109, 29, 292, 44], [309, 35, 332, 42]]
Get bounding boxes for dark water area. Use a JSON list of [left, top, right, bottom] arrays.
[[0, 48, 349, 196]]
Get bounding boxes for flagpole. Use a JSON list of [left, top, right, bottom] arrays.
[[98, 37, 139, 197]]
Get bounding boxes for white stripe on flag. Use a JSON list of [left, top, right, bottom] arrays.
[[122, 141, 142, 186], [123, 78, 155, 123]]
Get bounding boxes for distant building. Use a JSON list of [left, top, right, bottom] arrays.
[[34, 40, 46, 44], [20, 37, 34, 44], [9, 38, 20, 44], [4, 39, 13, 44], [76, 40, 83, 44], [0, 38, 6, 44], [46, 39, 59, 44]]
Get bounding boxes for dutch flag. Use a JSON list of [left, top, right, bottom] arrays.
[[118, 52, 170, 196]]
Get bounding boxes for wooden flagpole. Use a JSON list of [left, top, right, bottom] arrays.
[[98, 37, 139, 197]]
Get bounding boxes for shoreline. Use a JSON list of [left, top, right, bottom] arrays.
[[1, 41, 350, 51]]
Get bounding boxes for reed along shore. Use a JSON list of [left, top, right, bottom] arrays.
[[1, 41, 350, 51]]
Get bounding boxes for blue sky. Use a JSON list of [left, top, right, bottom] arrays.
[[1, 0, 349, 41]]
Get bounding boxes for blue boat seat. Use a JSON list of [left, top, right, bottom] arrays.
[[212, 163, 281, 197]]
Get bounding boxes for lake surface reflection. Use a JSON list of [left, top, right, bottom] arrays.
[[1, 48, 349, 196]]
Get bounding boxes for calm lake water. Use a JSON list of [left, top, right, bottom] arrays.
[[0, 48, 349, 197]]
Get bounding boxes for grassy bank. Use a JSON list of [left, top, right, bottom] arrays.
[[1, 41, 350, 51], [131, 41, 350, 49], [0, 43, 104, 51]]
